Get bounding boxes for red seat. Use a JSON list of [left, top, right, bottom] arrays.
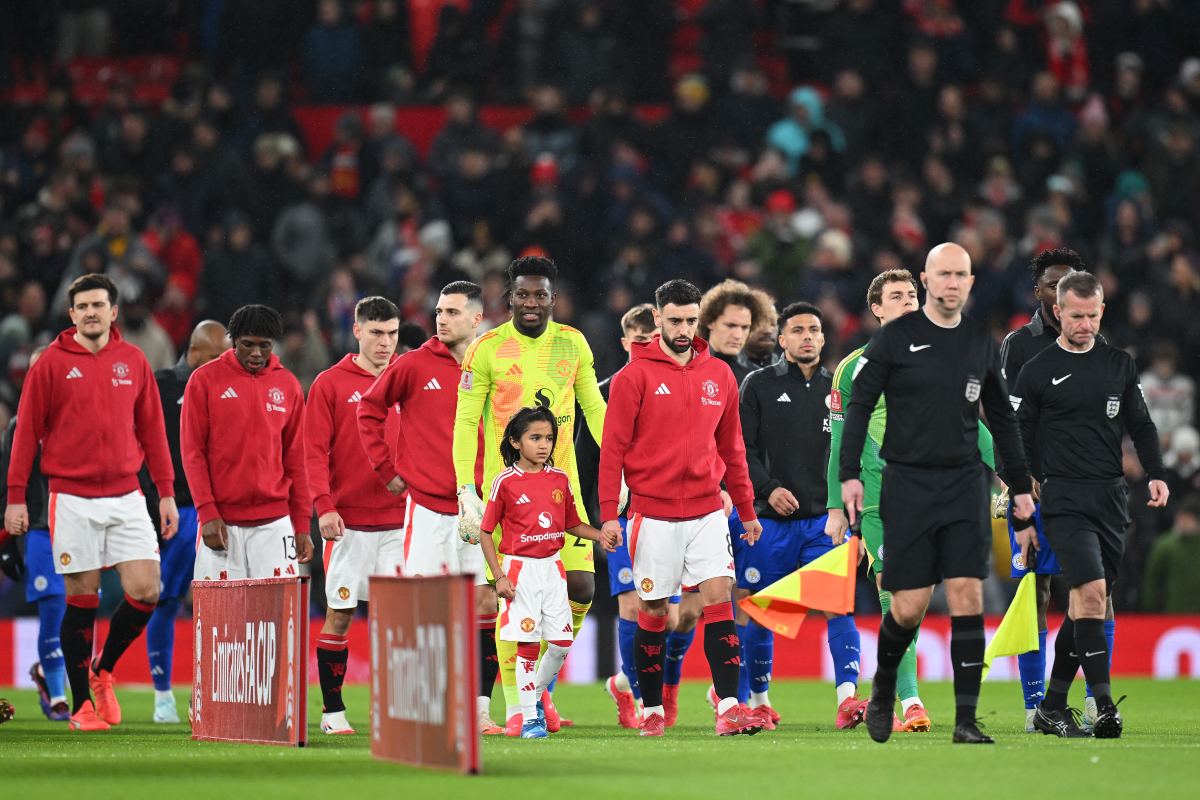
[[67, 58, 123, 86], [125, 55, 180, 86]]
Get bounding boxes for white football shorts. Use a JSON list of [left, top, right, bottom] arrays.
[[193, 516, 298, 581], [497, 554, 573, 643], [322, 526, 405, 609], [402, 497, 488, 585], [628, 510, 734, 601], [49, 491, 159, 574]]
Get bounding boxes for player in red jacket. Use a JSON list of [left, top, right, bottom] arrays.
[[356, 281, 501, 733], [307, 297, 404, 736], [4, 274, 178, 732], [183, 305, 313, 581], [599, 279, 764, 738]]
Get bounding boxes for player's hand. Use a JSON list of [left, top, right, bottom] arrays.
[[4, 503, 28, 536], [319, 511, 346, 541], [720, 489, 733, 517], [457, 485, 484, 545], [1148, 479, 1169, 507], [296, 532, 314, 564], [159, 497, 179, 540], [1012, 492, 1035, 521], [740, 518, 763, 545], [385, 476, 406, 496], [202, 518, 228, 551], [841, 479, 864, 526], [496, 576, 515, 601], [1030, 478, 1041, 504], [768, 487, 799, 516], [825, 508, 849, 545], [600, 520, 623, 552]]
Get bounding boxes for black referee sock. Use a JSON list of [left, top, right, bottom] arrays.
[[950, 615, 986, 726], [634, 611, 668, 710], [1074, 618, 1112, 705], [97, 594, 155, 674], [1044, 615, 1078, 711], [873, 612, 919, 696], [61, 595, 98, 713]]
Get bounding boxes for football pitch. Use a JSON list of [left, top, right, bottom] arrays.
[[2, 680, 1197, 799]]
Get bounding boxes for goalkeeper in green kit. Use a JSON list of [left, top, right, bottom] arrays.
[[826, 269, 996, 733]]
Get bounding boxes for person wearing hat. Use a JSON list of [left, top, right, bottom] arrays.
[[767, 87, 846, 177], [743, 189, 811, 301]]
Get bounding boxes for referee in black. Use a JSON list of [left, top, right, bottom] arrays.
[[1007, 271, 1167, 739], [839, 242, 1035, 745]]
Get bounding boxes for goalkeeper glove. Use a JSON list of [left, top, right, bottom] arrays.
[[457, 485, 484, 545], [990, 487, 1009, 520], [618, 475, 631, 518]]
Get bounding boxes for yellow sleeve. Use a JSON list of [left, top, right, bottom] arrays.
[[453, 335, 493, 486], [573, 332, 606, 445]]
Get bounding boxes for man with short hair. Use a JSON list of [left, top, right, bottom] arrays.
[[184, 305, 313, 583], [357, 282, 500, 734], [5, 273, 178, 731], [735, 301, 861, 730], [309, 297, 404, 736], [599, 279, 764, 738], [1011, 271, 1168, 739]]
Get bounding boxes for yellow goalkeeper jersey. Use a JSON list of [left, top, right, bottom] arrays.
[[453, 320, 606, 561]]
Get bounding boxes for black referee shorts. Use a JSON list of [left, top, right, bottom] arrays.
[[1040, 477, 1129, 588], [878, 461, 990, 592]]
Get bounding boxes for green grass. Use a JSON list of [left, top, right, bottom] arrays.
[[2, 680, 1197, 799]]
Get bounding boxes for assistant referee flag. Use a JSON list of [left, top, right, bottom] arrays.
[[981, 573, 1039, 680], [737, 537, 858, 638]]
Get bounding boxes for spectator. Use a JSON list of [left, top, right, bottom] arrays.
[[0, 280, 47, 368], [277, 314, 332, 394], [200, 211, 280, 327], [454, 220, 511, 282], [1141, 494, 1200, 613], [557, 2, 617, 105], [885, 39, 942, 168], [246, 134, 307, 242], [359, 104, 418, 202], [799, 228, 857, 309], [321, 111, 366, 203], [1164, 426, 1200, 502], [652, 74, 724, 194], [825, 68, 876, 163], [119, 296, 175, 371], [271, 174, 340, 292], [303, 0, 366, 103], [365, 181, 425, 290], [821, 0, 895, 86], [715, 60, 781, 157], [56, 0, 111, 63], [695, 0, 762, 93], [53, 203, 165, 317], [492, 0, 557, 102], [428, 90, 501, 181], [1142, 341, 1196, 443], [1011, 72, 1078, 165], [523, 85, 580, 175], [360, 0, 413, 102], [142, 206, 202, 349], [742, 189, 810, 301], [442, 142, 505, 247], [766, 87, 846, 177], [235, 72, 307, 159], [423, 3, 483, 102], [1145, 125, 1200, 237], [1043, 1, 1090, 103], [903, 0, 971, 81], [192, 116, 255, 235], [609, 0, 673, 102]]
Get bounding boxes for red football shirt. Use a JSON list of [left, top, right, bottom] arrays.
[[481, 465, 582, 558]]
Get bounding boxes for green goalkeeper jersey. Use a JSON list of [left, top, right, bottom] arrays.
[[827, 346, 995, 511]]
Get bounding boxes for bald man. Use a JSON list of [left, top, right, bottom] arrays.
[[142, 320, 230, 723], [838, 243, 1035, 745]]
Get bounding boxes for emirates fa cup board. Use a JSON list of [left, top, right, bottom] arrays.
[[191, 577, 310, 746], [370, 575, 480, 773]]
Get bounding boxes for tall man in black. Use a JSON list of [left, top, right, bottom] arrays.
[[1009, 271, 1167, 739], [840, 243, 1035, 744]]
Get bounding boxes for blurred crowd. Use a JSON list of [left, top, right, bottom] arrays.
[[1, 0, 1200, 612]]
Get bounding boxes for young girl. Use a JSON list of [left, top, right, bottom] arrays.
[[479, 406, 618, 739]]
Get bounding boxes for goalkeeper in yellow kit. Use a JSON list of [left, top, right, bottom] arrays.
[[453, 255, 607, 735]]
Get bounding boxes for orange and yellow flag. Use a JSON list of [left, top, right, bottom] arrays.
[[737, 537, 858, 638]]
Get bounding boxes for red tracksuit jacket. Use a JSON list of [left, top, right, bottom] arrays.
[[599, 335, 756, 523], [306, 354, 406, 530], [7, 327, 173, 503], [357, 336, 481, 515], [181, 350, 311, 533]]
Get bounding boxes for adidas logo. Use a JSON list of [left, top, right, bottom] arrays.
[[562, 624, 573, 634], [505, 364, 523, 379], [66, 367, 82, 379], [348, 391, 362, 403], [777, 393, 791, 402], [424, 378, 442, 390], [521, 683, 536, 692], [654, 383, 671, 395], [220, 387, 238, 399], [516, 494, 531, 505]]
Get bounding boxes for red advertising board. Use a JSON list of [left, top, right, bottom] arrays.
[[190, 577, 309, 747], [369, 575, 479, 774]]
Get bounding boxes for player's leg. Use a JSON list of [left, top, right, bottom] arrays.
[[475, 581, 503, 733], [51, 493, 107, 726], [146, 504, 197, 724], [241, 518, 300, 579], [865, 510, 925, 731], [532, 559, 574, 717], [1009, 503, 1053, 730], [24, 528, 69, 719], [605, 521, 644, 728], [629, 514, 683, 736], [318, 528, 371, 734]]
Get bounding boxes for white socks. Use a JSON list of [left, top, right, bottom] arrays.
[[534, 644, 571, 700], [836, 681, 857, 705], [716, 697, 738, 715], [614, 670, 632, 693], [750, 690, 770, 709], [477, 696, 491, 716], [644, 704, 664, 718], [901, 696, 923, 714]]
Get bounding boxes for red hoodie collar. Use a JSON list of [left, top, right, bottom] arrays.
[[418, 335, 459, 364], [53, 325, 125, 355], [336, 352, 399, 376], [630, 334, 711, 369], [218, 347, 281, 376]]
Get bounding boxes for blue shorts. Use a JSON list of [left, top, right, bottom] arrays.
[[730, 509, 833, 590], [160, 505, 199, 599], [24, 529, 65, 601], [1008, 502, 1061, 577], [608, 517, 680, 603]]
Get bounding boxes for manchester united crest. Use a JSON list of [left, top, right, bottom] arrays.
[[551, 489, 564, 504], [520, 618, 536, 633], [702, 379, 719, 397], [269, 387, 285, 404], [338, 587, 350, 600], [112, 362, 129, 378], [640, 577, 654, 593]]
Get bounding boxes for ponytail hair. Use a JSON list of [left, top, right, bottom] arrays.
[[499, 406, 558, 468]]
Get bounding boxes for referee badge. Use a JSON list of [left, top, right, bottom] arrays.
[[965, 375, 981, 402], [1106, 395, 1121, 419]]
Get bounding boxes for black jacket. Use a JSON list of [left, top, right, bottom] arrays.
[[155, 355, 194, 508], [739, 359, 832, 521], [575, 373, 614, 525], [713, 350, 756, 388], [0, 417, 49, 530]]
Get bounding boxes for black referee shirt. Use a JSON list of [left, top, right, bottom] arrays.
[[739, 359, 832, 520], [839, 309, 1032, 494], [1009, 340, 1166, 484]]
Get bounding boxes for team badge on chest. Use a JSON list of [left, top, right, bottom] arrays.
[[964, 375, 981, 402], [1106, 394, 1121, 419]]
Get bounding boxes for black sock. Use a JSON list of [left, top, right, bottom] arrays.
[[634, 611, 668, 709], [701, 605, 741, 702], [873, 612, 918, 696], [97, 594, 155, 674], [1044, 616, 1078, 710], [479, 626, 499, 698], [316, 644, 349, 713], [1074, 618, 1112, 705], [61, 596, 98, 713], [950, 615, 986, 726]]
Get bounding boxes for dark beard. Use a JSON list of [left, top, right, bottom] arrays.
[[663, 335, 691, 354]]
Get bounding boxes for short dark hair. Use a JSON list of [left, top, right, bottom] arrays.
[[779, 301, 823, 328], [1030, 247, 1083, 283], [67, 273, 118, 306], [397, 321, 428, 351], [1057, 270, 1103, 303], [441, 280, 483, 309], [655, 279, 703, 310], [354, 296, 400, 324], [867, 269, 918, 311], [621, 303, 656, 334], [228, 304, 283, 342], [698, 279, 770, 340], [507, 255, 558, 291], [499, 406, 558, 469]]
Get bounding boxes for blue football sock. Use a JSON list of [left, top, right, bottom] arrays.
[[146, 597, 182, 692], [826, 615, 861, 688], [1018, 629, 1048, 708], [664, 629, 695, 687], [745, 623, 774, 695], [547, 676, 557, 695], [38, 594, 67, 700], [617, 616, 641, 700], [1086, 620, 1116, 700], [736, 623, 750, 703]]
